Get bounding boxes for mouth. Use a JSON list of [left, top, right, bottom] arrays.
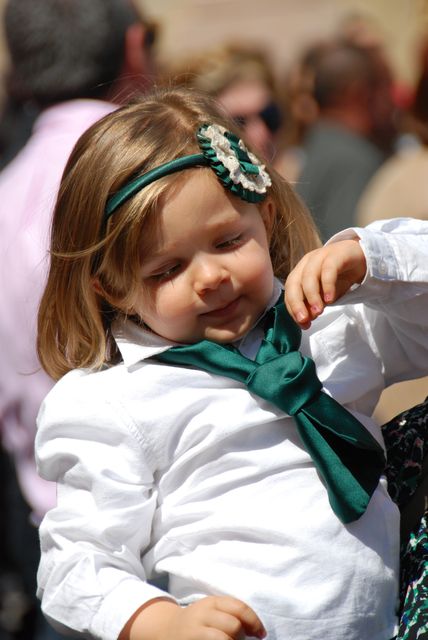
[[200, 297, 241, 319]]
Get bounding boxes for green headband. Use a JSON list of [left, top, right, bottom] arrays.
[[104, 123, 272, 221]]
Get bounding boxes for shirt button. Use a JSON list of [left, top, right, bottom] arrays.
[[379, 261, 387, 275]]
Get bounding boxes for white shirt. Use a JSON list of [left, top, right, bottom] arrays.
[[36, 218, 428, 640]]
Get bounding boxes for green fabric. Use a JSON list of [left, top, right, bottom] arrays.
[[154, 301, 386, 523], [197, 126, 266, 204], [105, 154, 208, 220], [104, 124, 270, 223]]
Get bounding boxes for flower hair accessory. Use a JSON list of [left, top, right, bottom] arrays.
[[104, 123, 271, 221], [197, 124, 271, 203]]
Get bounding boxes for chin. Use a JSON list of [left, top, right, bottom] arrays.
[[204, 325, 250, 345], [207, 334, 239, 344]]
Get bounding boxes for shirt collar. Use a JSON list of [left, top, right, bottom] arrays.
[[112, 277, 283, 368]]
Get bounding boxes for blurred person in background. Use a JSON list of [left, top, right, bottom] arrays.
[[275, 40, 326, 183], [295, 39, 397, 241], [0, 1, 156, 638], [338, 11, 414, 113], [168, 44, 283, 164], [0, 94, 39, 171], [357, 36, 428, 225], [355, 36, 428, 430]]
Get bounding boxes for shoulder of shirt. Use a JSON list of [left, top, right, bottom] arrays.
[[38, 302, 361, 433], [40, 345, 216, 413]]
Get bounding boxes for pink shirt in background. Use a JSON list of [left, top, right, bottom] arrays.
[[0, 99, 116, 522]]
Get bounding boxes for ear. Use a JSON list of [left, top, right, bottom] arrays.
[[259, 196, 276, 242], [92, 277, 104, 296]]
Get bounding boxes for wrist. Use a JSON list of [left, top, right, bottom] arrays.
[[118, 597, 179, 640]]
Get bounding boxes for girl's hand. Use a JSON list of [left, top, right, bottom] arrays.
[[164, 596, 266, 640], [121, 595, 266, 640], [285, 238, 367, 329]]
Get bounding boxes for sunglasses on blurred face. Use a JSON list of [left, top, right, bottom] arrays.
[[233, 101, 283, 134], [143, 23, 157, 49]]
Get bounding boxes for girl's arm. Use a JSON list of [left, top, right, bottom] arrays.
[[285, 217, 428, 329], [36, 389, 166, 638], [36, 373, 265, 640], [285, 217, 428, 386]]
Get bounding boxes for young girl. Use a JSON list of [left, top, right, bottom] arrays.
[[35, 86, 428, 640]]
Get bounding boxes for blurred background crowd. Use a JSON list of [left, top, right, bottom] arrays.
[[0, 0, 428, 638]]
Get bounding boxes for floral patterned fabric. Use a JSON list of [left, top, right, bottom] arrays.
[[397, 515, 428, 639], [382, 397, 428, 639]]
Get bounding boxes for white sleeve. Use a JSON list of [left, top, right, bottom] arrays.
[[328, 217, 428, 386], [35, 374, 173, 640]]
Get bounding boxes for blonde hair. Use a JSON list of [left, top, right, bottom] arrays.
[[169, 44, 277, 98], [38, 86, 320, 380]]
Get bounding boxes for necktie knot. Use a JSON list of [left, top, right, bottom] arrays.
[[153, 300, 385, 523], [247, 352, 322, 416]]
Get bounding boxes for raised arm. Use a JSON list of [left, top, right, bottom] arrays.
[[285, 217, 428, 386], [285, 217, 428, 326]]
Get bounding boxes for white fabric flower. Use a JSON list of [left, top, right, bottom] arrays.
[[203, 124, 272, 194]]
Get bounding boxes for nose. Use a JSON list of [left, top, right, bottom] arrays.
[[192, 255, 230, 295]]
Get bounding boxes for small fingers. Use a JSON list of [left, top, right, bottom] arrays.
[[319, 257, 339, 305], [204, 610, 248, 640], [163, 597, 265, 640], [285, 251, 327, 327], [284, 242, 361, 328], [211, 597, 266, 639]]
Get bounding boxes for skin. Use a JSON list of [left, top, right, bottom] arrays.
[[119, 597, 266, 640], [120, 170, 274, 640], [135, 170, 275, 345], [119, 174, 367, 639], [218, 79, 276, 161], [284, 238, 367, 329]]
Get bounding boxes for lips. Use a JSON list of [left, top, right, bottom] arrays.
[[200, 296, 241, 319]]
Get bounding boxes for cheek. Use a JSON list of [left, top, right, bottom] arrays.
[[131, 285, 158, 321], [242, 240, 273, 278], [139, 283, 188, 323], [244, 244, 275, 301]]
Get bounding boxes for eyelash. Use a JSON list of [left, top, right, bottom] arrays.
[[149, 234, 244, 282], [216, 234, 243, 249], [150, 264, 181, 282]]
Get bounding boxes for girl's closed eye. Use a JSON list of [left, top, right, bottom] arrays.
[[216, 234, 243, 249], [149, 263, 182, 282]]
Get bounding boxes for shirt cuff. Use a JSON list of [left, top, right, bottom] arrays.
[[327, 226, 400, 282], [324, 226, 401, 302], [90, 577, 176, 640]]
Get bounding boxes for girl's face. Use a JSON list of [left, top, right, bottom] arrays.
[[134, 170, 275, 344]]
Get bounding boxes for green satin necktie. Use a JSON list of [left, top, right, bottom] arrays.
[[154, 301, 386, 523]]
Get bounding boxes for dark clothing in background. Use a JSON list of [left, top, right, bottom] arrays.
[[297, 122, 385, 240]]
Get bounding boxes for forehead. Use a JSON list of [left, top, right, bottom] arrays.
[[161, 168, 227, 210], [140, 169, 252, 254]]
